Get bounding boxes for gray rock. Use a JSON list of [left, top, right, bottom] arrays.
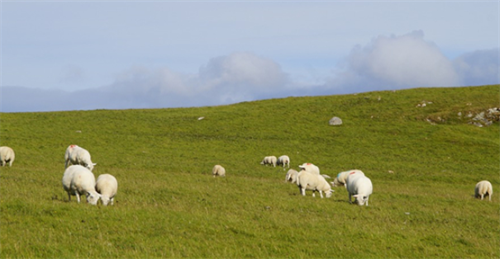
[[329, 117, 343, 126]]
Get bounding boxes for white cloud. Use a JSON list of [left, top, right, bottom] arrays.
[[328, 31, 462, 93], [453, 48, 499, 86]]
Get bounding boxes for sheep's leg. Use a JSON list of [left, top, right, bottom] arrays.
[[319, 191, 323, 198], [348, 193, 352, 204], [365, 198, 369, 206], [67, 192, 71, 202], [76, 193, 81, 203], [480, 194, 484, 200]]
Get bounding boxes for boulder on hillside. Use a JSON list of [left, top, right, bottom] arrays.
[[329, 116, 343, 126]]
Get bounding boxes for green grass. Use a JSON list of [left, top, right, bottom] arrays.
[[1, 85, 499, 258]]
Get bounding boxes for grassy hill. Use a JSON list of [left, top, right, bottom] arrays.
[[1, 85, 499, 258]]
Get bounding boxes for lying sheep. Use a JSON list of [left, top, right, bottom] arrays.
[[285, 169, 299, 183], [64, 145, 96, 171], [296, 170, 332, 198], [62, 165, 101, 205], [298, 163, 320, 175], [96, 174, 118, 206], [212, 165, 226, 177], [475, 180, 493, 201], [260, 156, 277, 167], [332, 170, 364, 188], [277, 155, 290, 168], [0, 146, 15, 167], [346, 171, 372, 206]]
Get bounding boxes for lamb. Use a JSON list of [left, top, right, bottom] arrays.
[[277, 155, 290, 168], [62, 165, 101, 205], [0, 146, 15, 167], [64, 144, 96, 171], [260, 156, 277, 167], [475, 180, 493, 201], [346, 171, 372, 206], [298, 163, 320, 175], [96, 174, 118, 206], [285, 169, 299, 183], [212, 165, 226, 177], [332, 170, 364, 188], [296, 170, 333, 198]]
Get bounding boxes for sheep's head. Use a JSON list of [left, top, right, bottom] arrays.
[[325, 190, 333, 198], [86, 192, 101, 205], [86, 163, 97, 171], [353, 194, 368, 205], [101, 196, 111, 206]]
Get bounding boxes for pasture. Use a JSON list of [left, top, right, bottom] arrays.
[[1, 85, 499, 258]]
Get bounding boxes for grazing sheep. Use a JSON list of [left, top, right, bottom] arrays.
[[212, 165, 226, 177], [296, 170, 333, 198], [62, 165, 101, 205], [332, 170, 364, 188], [475, 180, 493, 201], [0, 146, 15, 167], [64, 145, 96, 171], [346, 171, 372, 206], [285, 169, 299, 183], [260, 156, 277, 167], [96, 174, 118, 206], [298, 163, 320, 175], [277, 155, 290, 168]]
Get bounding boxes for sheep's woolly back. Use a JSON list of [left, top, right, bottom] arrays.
[[475, 180, 493, 201], [333, 170, 364, 187], [64, 145, 95, 171], [298, 163, 320, 175], [297, 170, 332, 196]]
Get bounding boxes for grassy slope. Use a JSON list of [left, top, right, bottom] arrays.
[[1, 85, 499, 258]]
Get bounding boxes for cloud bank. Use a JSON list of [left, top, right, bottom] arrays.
[[2, 32, 498, 112]]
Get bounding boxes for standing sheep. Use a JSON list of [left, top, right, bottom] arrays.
[[0, 146, 15, 167], [212, 165, 226, 177], [96, 174, 118, 206], [332, 170, 364, 188], [296, 170, 333, 198], [277, 155, 290, 168], [346, 171, 373, 206], [475, 180, 493, 201], [62, 165, 101, 205], [260, 156, 277, 167], [285, 169, 299, 184], [64, 145, 96, 171]]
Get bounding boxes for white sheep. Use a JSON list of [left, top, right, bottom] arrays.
[[332, 170, 365, 188], [62, 165, 101, 205], [475, 180, 493, 201], [285, 169, 299, 183], [346, 171, 372, 206], [296, 170, 333, 198], [0, 146, 15, 167], [277, 155, 290, 168], [298, 163, 320, 175], [64, 144, 96, 171], [212, 165, 226, 177], [96, 174, 118, 206], [260, 156, 277, 167]]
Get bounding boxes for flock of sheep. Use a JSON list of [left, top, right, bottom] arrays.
[[0, 146, 494, 205], [0, 145, 118, 206]]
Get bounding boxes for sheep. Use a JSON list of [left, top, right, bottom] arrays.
[[64, 144, 96, 171], [62, 165, 101, 205], [96, 174, 118, 206], [212, 165, 226, 177], [0, 146, 15, 167], [277, 155, 290, 168], [260, 156, 277, 167], [298, 163, 320, 175], [332, 170, 364, 188], [285, 169, 299, 183], [475, 180, 493, 201], [346, 171, 372, 206], [296, 170, 333, 198]]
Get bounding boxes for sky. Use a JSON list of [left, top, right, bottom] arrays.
[[1, 0, 499, 112]]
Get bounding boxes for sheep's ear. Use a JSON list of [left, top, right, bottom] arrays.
[[352, 194, 359, 198], [93, 163, 97, 165]]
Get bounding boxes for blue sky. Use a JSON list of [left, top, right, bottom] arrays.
[[1, 0, 499, 112]]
